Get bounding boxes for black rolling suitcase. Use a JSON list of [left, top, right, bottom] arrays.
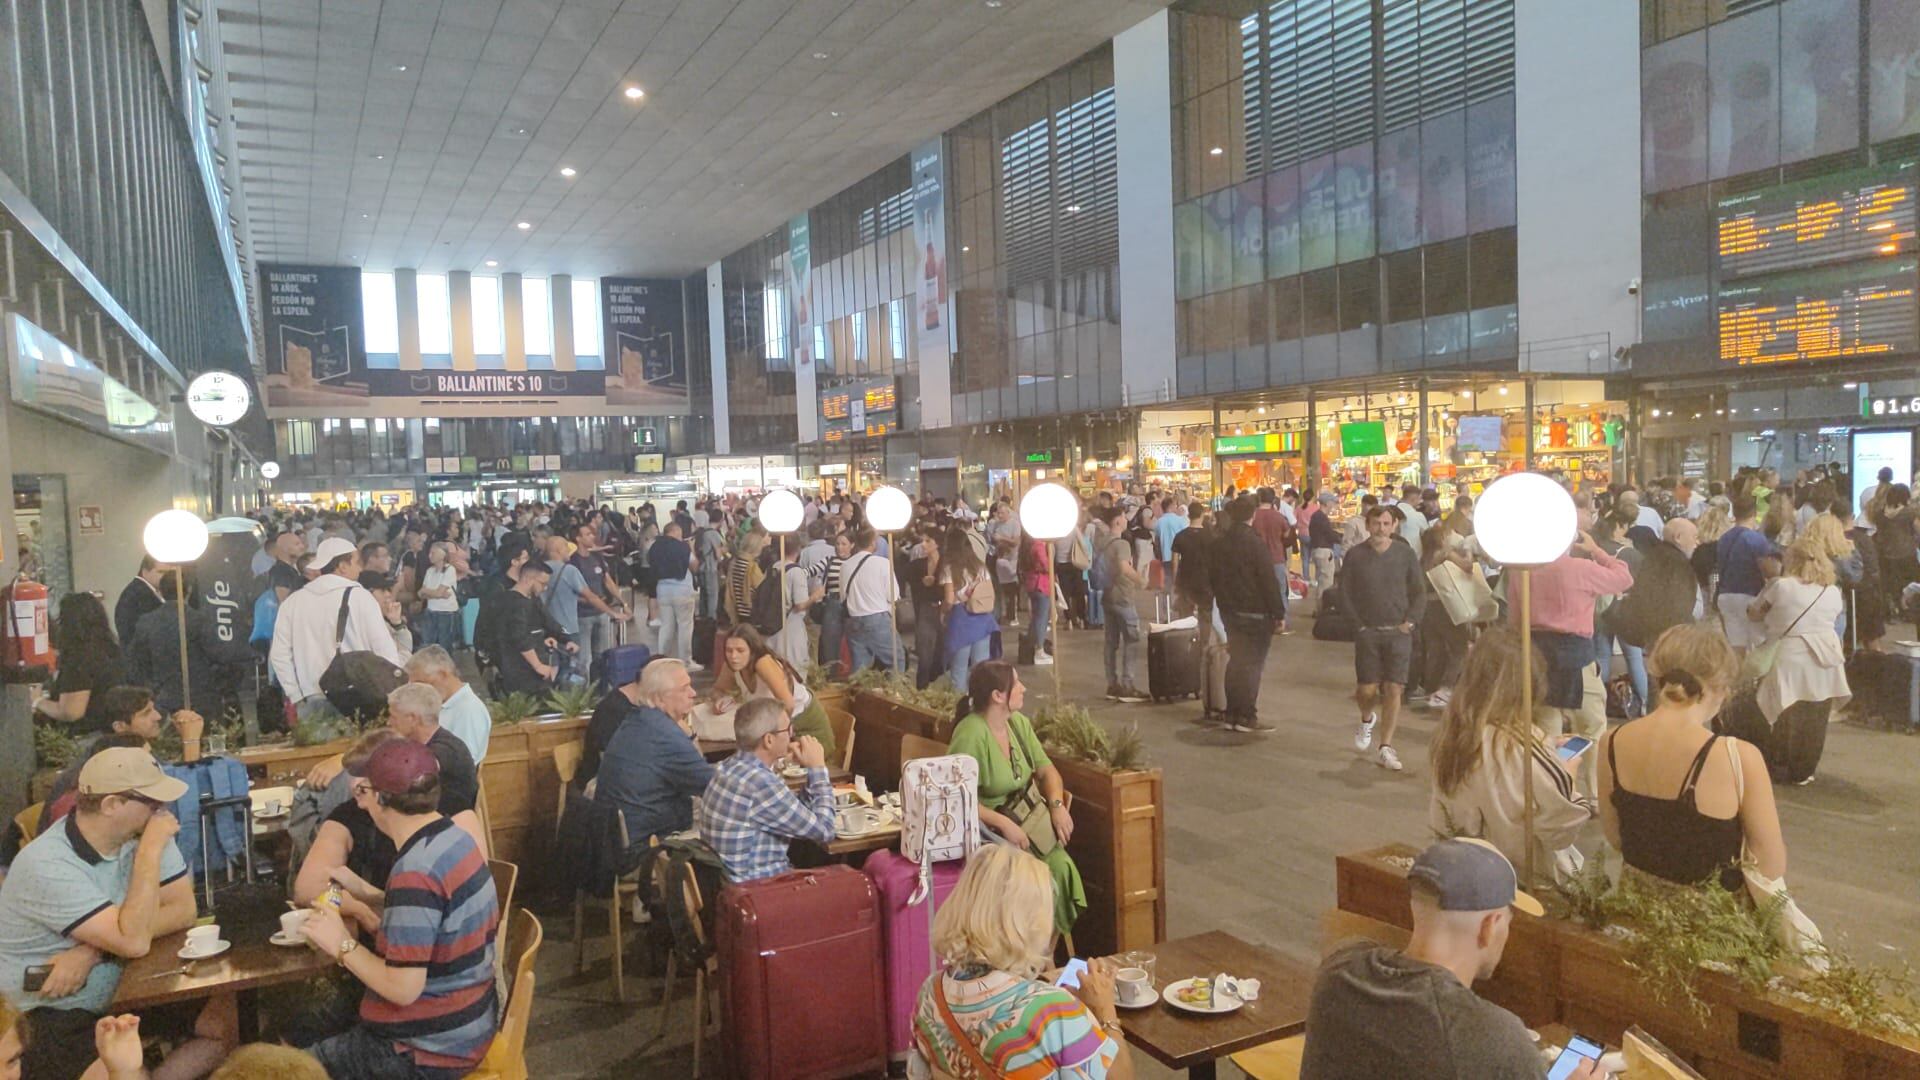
[[1146, 595, 1200, 701], [1312, 585, 1357, 642], [1843, 648, 1913, 730]]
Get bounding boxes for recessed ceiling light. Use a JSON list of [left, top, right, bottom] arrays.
[[961, 246, 970, 252], [485, 259, 498, 268], [1209, 146, 1223, 156], [830, 111, 841, 118], [987, 0, 1004, 6], [514, 127, 528, 135], [372, 153, 385, 160], [623, 85, 645, 100], [393, 64, 408, 72], [560, 166, 576, 177], [1843, 381, 1859, 389], [812, 51, 830, 60], [516, 221, 532, 230], [1065, 204, 1081, 213], [360, 213, 368, 219]]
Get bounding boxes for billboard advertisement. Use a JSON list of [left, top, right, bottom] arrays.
[[601, 278, 687, 406], [912, 137, 953, 429], [260, 264, 368, 408]]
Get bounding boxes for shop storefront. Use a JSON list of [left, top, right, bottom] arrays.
[[1639, 372, 1911, 487], [1136, 409, 1216, 501]]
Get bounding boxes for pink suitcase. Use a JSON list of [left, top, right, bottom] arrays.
[[863, 848, 965, 1063]]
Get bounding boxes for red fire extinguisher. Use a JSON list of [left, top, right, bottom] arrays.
[[1, 573, 55, 683]]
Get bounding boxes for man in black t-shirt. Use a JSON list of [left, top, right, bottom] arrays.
[[1169, 501, 1214, 618], [490, 561, 572, 696], [1302, 839, 1591, 1080], [384, 683, 478, 818], [262, 529, 307, 602]]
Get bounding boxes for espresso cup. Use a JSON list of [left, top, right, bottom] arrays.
[[185, 924, 221, 953], [835, 807, 877, 833], [263, 799, 283, 816], [279, 910, 310, 937], [1116, 967, 1152, 1005]]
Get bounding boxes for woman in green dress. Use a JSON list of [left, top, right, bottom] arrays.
[[946, 660, 1086, 936]]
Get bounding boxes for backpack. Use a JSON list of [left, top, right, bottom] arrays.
[[961, 570, 996, 615], [1088, 536, 1122, 592], [901, 754, 980, 866], [749, 566, 786, 636], [249, 587, 279, 646]]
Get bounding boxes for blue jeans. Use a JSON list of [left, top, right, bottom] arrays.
[[949, 634, 993, 688], [1024, 589, 1052, 657], [1621, 641, 1649, 716], [848, 611, 897, 671], [1103, 600, 1139, 688], [310, 1024, 467, 1080], [655, 587, 696, 662], [577, 611, 616, 676], [1088, 585, 1105, 628], [819, 597, 847, 674], [417, 610, 462, 650]]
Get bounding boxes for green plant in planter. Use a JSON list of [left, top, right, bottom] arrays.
[[1592, 870, 1786, 1021], [487, 692, 542, 728], [292, 708, 361, 747], [916, 676, 963, 722], [33, 724, 80, 771], [545, 683, 600, 720], [1782, 941, 1920, 1039], [1029, 703, 1148, 772]]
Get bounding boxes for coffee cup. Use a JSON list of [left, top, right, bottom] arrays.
[[279, 910, 310, 938], [835, 806, 877, 834], [1116, 967, 1152, 1006], [185, 924, 221, 954], [263, 799, 283, 816]]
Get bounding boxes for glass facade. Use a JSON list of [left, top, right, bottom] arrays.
[[808, 158, 923, 431], [950, 47, 1121, 421], [1170, 0, 1518, 393], [718, 231, 801, 451]]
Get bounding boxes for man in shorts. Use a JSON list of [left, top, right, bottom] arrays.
[[0, 748, 235, 1079], [1714, 494, 1778, 656], [1334, 505, 1426, 771]]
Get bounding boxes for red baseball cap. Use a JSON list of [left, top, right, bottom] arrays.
[[358, 740, 438, 796]]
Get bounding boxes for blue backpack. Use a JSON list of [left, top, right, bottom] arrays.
[[1088, 538, 1114, 592], [250, 587, 279, 646]]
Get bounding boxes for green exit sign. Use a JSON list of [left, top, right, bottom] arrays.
[[1024, 450, 1054, 464]]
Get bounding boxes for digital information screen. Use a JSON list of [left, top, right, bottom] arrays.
[[1716, 161, 1918, 279], [1717, 258, 1919, 366], [817, 377, 898, 441]]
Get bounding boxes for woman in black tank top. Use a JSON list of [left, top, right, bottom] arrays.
[[1606, 733, 1744, 892]]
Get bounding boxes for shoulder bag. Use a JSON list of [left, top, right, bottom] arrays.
[[318, 588, 408, 721], [997, 732, 1057, 856], [1725, 739, 1826, 968], [1738, 585, 1827, 688]]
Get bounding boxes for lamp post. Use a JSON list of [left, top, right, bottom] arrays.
[[142, 510, 210, 713], [1472, 472, 1577, 886], [866, 485, 912, 671], [1019, 482, 1080, 704]]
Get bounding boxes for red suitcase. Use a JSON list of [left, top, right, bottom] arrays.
[[717, 865, 888, 1080], [863, 849, 964, 1064]]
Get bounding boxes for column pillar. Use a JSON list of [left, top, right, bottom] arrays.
[[502, 273, 526, 371], [0, 319, 33, 816], [551, 274, 575, 371], [394, 268, 421, 370], [1417, 381, 1430, 487], [1114, 10, 1176, 407], [448, 271, 475, 370], [708, 261, 731, 455]]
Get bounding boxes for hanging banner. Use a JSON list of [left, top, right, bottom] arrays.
[[259, 264, 368, 408], [912, 137, 953, 429], [790, 213, 819, 442], [365, 370, 606, 398], [602, 278, 688, 406]]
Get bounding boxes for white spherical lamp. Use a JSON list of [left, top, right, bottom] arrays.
[[1474, 472, 1577, 567], [758, 488, 803, 534], [1018, 482, 1079, 541], [867, 485, 912, 533], [142, 509, 210, 564]]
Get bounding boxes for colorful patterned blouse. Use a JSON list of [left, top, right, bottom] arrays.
[[908, 965, 1118, 1080]]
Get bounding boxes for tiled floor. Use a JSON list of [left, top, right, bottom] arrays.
[[527, 616, 1920, 1078]]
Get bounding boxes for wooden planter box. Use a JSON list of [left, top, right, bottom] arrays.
[[1335, 844, 1920, 1079], [237, 714, 590, 869], [848, 690, 1167, 956]]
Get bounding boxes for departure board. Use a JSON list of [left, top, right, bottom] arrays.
[[821, 391, 852, 421], [1715, 161, 1918, 279], [817, 376, 899, 441], [1717, 259, 1919, 366]]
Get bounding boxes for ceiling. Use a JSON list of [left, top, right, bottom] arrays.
[[215, 0, 1170, 279]]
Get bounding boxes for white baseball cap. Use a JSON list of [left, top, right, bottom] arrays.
[[313, 537, 357, 568]]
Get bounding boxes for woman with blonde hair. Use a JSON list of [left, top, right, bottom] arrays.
[[1428, 625, 1595, 884], [909, 844, 1133, 1080], [1599, 624, 1786, 893], [1690, 496, 1734, 595], [1740, 538, 1849, 784]]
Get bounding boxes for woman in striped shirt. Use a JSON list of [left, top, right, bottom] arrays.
[[909, 845, 1132, 1080]]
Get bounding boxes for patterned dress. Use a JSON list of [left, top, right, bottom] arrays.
[[909, 965, 1117, 1080]]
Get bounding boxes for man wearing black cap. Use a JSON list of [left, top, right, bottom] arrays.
[[1300, 838, 1599, 1079]]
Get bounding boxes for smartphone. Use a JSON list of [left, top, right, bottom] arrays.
[[1556, 736, 1594, 763], [1547, 1033, 1604, 1080], [22, 965, 49, 993], [1054, 958, 1089, 990]]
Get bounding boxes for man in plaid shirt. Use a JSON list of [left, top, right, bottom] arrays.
[[696, 698, 837, 882]]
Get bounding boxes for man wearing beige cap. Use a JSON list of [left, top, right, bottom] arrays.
[[0, 748, 236, 1079], [268, 536, 405, 726], [1300, 837, 1598, 1079]]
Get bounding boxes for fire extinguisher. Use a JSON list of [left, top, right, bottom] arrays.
[[1, 573, 55, 684]]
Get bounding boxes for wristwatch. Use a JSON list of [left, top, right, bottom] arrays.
[[337, 937, 359, 963], [1047, 798, 1065, 809]]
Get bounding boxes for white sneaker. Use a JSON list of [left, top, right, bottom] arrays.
[[1376, 745, 1403, 771], [647, 618, 662, 628], [1427, 689, 1452, 710], [1355, 712, 1377, 751], [684, 661, 706, 674], [1033, 652, 1054, 665]]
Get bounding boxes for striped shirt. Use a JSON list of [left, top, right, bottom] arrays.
[[359, 817, 499, 1071], [910, 967, 1117, 1080]]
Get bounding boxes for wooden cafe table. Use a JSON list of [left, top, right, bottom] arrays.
[[1114, 930, 1316, 1080], [112, 927, 335, 1037]]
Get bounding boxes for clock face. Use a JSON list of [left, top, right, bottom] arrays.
[[260, 462, 281, 480], [186, 371, 252, 427]]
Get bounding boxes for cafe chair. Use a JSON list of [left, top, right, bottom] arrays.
[[474, 779, 494, 857], [551, 740, 584, 842], [1229, 909, 1410, 1080], [899, 733, 948, 773], [823, 705, 857, 772], [12, 802, 42, 846], [574, 818, 647, 1003], [489, 858, 520, 921], [469, 907, 544, 1080], [656, 856, 719, 1077]]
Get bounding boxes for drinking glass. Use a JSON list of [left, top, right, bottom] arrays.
[[1118, 950, 1156, 982]]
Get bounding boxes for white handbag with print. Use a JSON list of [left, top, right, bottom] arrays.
[[901, 754, 980, 867]]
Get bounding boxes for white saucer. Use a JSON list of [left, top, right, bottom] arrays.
[[1114, 989, 1157, 1009], [253, 808, 289, 820], [269, 930, 305, 947], [178, 940, 231, 961]]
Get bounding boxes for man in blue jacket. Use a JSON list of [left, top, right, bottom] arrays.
[[594, 658, 714, 862]]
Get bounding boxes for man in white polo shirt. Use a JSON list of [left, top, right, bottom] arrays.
[[839, 526, 901, 672]]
